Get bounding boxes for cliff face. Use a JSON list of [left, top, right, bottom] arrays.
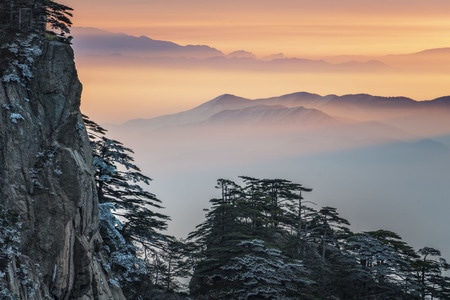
[[0, 37, 124, 299]]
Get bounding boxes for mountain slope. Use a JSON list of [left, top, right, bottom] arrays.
[[259, 92, 417, 109], [123, 94, 254, 128], [205, 104, 338, 127], [379, 48, 450, 72], [122, 92, 450, 130]]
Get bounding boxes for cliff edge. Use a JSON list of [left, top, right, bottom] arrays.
[[0, 35, 124, 299]]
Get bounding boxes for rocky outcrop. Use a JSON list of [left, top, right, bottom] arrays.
[[0, 37, 124, 299]]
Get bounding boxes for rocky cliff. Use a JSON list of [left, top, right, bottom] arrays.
[[0, 35, 124, 299]]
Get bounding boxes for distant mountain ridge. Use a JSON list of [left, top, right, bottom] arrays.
[[122, 92, 450, 129], [71, 27, 224, 58], [205, 104, 337, 127], [72, 27, 450, 73], [107, 91, 450, 256], [414, 47, 450, 55], [71, 27, 390, 71], [259, 92, 418, 108]]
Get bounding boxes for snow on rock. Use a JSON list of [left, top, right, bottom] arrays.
[[0, 36, 124, 299]]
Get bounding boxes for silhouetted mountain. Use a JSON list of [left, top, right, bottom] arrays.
[[72, 27, 392, 72], [195, 94, 253, 112], [420, 96, 450, 107], [321, 48, 450, 72], [104, 87, 450, 273], [123, 94, 254, 128], [205, 104, 338, 127], [227, 50, 256, 58], [379, 48, 450, 72], [122, 92, 450, 131], [260, 92, 416, 109], [256, 92, 450, 125], [412, 47, 450, 56], [122, 93, 340, 130], [331, 94, 415, 107], [413, 138, 449, 153], [71, 27, 224, 58]]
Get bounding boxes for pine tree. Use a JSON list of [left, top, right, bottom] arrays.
[[43, 0, 73, 36], [309, 206, 352, 260], [366, 229, 420, 295], [412, 247, 450, 299], [344, 233, 409, 297], [299, 206, 352, 298], [187, 175, 450, 299], [218, 239, 311, 299], [84, 115, 169, 247], [158, 238, 191, 292], [188, 177, 313, 299], [187, 179, 246, 297], [83, 115, 170, 296], [1, 0, 74, 37]]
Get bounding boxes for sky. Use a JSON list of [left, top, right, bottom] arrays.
[[57, 0, 450, 257], [62, 0, 450, 123], [65, 0, 450, 57]]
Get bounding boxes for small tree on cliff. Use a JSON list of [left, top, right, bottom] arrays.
[[43, 0, 73, 36], [83, 115, 170, 294], [83, 115, 169, 244], [1, 0, 73, 36]]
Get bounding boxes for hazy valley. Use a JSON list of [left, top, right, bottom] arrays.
[[2, 1, 450, 298], [105, 92, 450, 259], [71, 27, 450, 124], [70, 27, 450, 257]]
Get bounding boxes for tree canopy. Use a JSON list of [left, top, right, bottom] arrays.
[[0, 0, 73, 38], [187, 176, 450, 299]]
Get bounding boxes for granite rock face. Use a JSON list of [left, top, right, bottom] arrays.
[[0, 37, 124, 299]]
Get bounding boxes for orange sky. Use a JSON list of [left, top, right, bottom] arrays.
[[64, 0, 450, 57], [58, 0, 450, 123]]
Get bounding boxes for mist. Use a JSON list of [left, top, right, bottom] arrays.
[[73, 28, 450, 124], [72, 27, 450, 258], [105, 94, 450, 258]]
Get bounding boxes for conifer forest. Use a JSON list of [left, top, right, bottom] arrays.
[[0, 1, 449, 299]]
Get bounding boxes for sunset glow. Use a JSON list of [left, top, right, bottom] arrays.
[[66, 0, 450, 57], [58, 0, 450, 123], [78, 61, 450, 123]]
